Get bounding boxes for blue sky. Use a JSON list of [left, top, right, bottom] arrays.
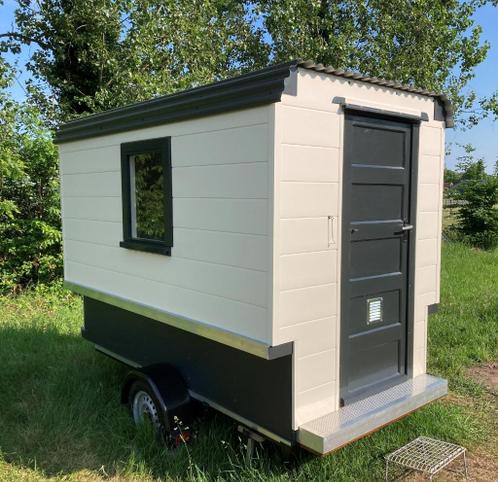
[[1, 1, 497, 171], [445, 3, 498, 171]]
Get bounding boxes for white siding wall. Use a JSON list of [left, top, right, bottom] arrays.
[[59, 107, 274, 343], [273, 69, 446, 428], [412, 124, 445, 375]]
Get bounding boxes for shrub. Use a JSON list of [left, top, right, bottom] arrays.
[[450, 146, 498, 249], [0, 68, 62, 293]]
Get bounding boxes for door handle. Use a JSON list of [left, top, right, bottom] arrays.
[[394, 223, 414, 235], [401, 224, 414, 231], [328, 215, 335, 247]]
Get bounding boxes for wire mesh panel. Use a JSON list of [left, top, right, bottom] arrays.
[[385, 436, 468, 481]]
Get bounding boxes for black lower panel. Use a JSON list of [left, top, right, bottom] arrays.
[[82, 297, 294, 442]]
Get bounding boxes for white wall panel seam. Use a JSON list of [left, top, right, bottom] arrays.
[[279, 314, 337, 331], [279, 104, 341, 115], [59, 120, 270, 154], [280, 180, 339, 185], [63, 170, 119, 176], [64, 195, 120, 199], [280, 249, 338, 258], [173, 196, 268, 200], [63, 217, 121, 224], [65, 238, 269, 273], [280, 282, 337, 294], [280, 215, 336, 221], [174, 161, 268, 169], [280, 142, 341, 149], [297, 380, 336, 396], [66, 259, 268, 310], [297, 348, 335, 361]]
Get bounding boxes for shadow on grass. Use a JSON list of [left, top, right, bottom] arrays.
[[0, 322, 304, 480], [0, 320, 487, 481]]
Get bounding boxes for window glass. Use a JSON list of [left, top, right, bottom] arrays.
[[129, 152, 165, 241]]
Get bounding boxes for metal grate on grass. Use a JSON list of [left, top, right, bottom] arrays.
[[385, 436, 468, 481]]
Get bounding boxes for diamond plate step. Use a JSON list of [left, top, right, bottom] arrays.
[[298, 374, 448, 454]]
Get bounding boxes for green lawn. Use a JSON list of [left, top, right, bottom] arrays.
[[0, 242, 496, 481]]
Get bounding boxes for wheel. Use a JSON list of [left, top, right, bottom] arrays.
[[129, 381, 164, 433], [128, 379, 191, 446]]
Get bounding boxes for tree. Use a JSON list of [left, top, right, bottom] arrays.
[[259, 0, 496, 126], [444, 168, 462, 186], [2, 1, 497, 125], [1, 0, 268, 120], [2, 0, 123, 120], [452, 145, 498, 248], [96, 0, 269, 109], [0, 60, 62, 292]]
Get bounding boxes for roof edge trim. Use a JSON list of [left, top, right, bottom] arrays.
[[55, 60, 453, 144], [54, 61, 295, 144]]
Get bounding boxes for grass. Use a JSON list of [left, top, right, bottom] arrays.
[[429, 243, 498, 387], [0, 243, 497, 481]]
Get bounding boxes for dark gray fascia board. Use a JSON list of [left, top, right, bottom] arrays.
[[55, 59, 453, 144], [54, 61, 296, 144]]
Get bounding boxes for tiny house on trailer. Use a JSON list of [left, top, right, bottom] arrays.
[[56, 60, 451, 454]]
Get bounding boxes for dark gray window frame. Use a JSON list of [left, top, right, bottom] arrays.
[[120, 137, 172, 256]]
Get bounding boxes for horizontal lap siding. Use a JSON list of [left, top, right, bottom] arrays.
[[64, 240, 267, 307], [66, 261, 266, 336], [413, 124, 445, 376], [59, 107, 272, 343], [273, 99, 341, 429]]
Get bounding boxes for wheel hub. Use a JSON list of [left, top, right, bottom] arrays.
[[132, 390, 161, 429]]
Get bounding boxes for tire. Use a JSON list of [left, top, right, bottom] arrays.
[[128, 379, 191, 446], [128, 380, 164, 434]]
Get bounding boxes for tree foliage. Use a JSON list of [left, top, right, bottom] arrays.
[[450, 145, 498, 248], [0, 60, 62, 292], [2, 0, 268, 119], [1, 0, 497, 125], [444, 168, 462, 186], [261, 0, 495, 125], [104, 0, 269, 109]]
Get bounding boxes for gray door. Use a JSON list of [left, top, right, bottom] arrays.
[[340, 111, 417, 404]]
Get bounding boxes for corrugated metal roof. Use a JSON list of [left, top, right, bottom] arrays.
[[55, 59, 453, 144], [293, 60, 454, 127]]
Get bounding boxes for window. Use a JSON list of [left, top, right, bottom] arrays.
[[120, 137, 172, 255]]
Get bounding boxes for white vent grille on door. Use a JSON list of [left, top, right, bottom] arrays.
[[367, 297, 383, 324]]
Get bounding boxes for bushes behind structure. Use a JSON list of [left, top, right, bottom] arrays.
[[447, 146, 498, 249], [0, 74, 62, 293]]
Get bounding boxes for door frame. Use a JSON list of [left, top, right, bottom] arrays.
[[339, 107, 420, 405]]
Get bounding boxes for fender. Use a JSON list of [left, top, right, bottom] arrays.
[[121, 364, 193, 432]]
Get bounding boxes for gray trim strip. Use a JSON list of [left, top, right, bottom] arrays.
[[94, 343, 142, 368], [66, 281, 292, 360], [333, 97, 428, 123]]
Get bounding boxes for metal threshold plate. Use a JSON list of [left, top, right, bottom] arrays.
[[298, 374, 448, 454]]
